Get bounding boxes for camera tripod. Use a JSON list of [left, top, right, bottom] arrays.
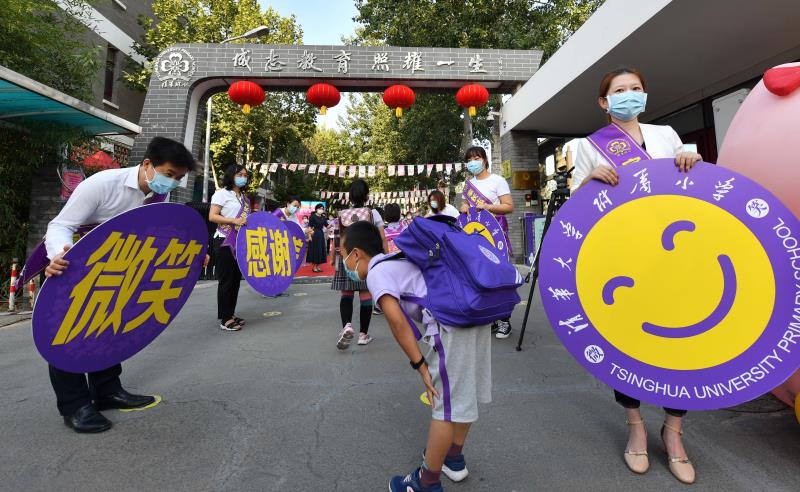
[[515, 167, 573, 351]]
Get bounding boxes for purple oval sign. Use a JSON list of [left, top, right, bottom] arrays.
[[458, 208, 508, 258], [540, 160, 800, 410], [32, 203, 208, 373], [236, 212, 294, 296], [285, 221, 308, 272]]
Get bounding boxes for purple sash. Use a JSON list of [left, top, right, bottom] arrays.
[[18, 192, 167, 286], [462, 178, 513, 256], [585, 123, 652, 168], [218, 194, 250, 255]]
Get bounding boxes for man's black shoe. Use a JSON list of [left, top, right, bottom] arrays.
[[63, 404, 112, 433], [96, 389, 156, 411]]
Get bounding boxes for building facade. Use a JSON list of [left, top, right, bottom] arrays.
[[500, 0, 800, 210], [26, 0, 155, 255]]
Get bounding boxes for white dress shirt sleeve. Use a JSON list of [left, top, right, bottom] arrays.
[[44, 178, 102, 259], [571, 138, 604, 192], [668, 126, 685, 157]]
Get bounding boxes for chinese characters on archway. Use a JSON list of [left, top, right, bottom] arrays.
[[227, 48, 504, 75], [53, 232, 202, 346]]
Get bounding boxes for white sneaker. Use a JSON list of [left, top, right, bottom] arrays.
[[337, 323, 354, 350], [358, 333, 373, 345]]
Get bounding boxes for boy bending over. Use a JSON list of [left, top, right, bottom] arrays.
[[341, 221, 492, 492]]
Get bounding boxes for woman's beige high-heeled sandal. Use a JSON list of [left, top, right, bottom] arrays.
[[661, 423, 696, 485], [624, 419, 649, 474]]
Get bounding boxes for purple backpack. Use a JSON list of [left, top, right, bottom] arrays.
[[385, 216, 523, 328]]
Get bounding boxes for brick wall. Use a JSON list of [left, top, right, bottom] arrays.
[[499, 129, 539, 263], [26, 164, 64, 256]]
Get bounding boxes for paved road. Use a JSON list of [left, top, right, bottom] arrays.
[[1, 281, 799, 491]]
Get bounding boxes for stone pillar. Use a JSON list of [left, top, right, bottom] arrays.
[[499, 129, 539, 263], [26, 163, 63, 256]]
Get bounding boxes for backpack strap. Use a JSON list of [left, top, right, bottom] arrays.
[[398, 303, 424, 341], [368, 253, 425, 340], [425, 214, 460, 227], [399, 294, 432, 342]]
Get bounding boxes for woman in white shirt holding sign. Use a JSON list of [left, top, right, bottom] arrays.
[[571, 67, 701, 192], [459, 146, 515, 339], [209, 165, 250, 332], [572, 67, 700, 484]]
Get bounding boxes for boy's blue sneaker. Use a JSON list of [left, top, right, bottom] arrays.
[[389, 468, 443, 492], [422, 449, 469, 482]]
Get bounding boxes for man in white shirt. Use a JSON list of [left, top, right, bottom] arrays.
[[44, 136, 195, 433]]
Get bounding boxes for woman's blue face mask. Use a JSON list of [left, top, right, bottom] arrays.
[[606, 91, 648, 121]]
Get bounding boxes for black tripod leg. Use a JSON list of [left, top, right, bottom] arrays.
[[516, 193, 560, 351], [515, 265, 540, 351]]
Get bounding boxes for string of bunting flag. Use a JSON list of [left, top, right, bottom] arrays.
[[314, 189, 435, 206], [255, 162, 464, 178]]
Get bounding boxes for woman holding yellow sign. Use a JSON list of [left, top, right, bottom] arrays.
[[572, 68, 701, 484], [459, 146, 515, 339]]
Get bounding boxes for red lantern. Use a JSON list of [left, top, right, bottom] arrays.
[[307, 83, 341, 115], [383, 84, 416, 118], [228, 80, 265, 114], [456, 84, 489, 117]]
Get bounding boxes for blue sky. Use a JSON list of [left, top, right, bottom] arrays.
[[259, 0, 360, 128], [259, 0, 359, 45]]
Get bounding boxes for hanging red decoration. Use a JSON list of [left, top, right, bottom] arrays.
[[455, 84, 490, 117], [383, 84, 416, 118], [228, 80, 265, 114], [82, 150, 118, 172], [307, 83, 341, 115]]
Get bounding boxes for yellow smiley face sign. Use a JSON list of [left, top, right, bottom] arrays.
[[577, 195, 775, 370], [539, 160, 800, 410]]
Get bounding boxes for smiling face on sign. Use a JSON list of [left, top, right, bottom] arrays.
[[575, 195, 775, 370]]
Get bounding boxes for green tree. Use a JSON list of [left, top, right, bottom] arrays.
[[124, 0, 316, 195], [0, 0, 100, 291], [0, 0, 100, 100], [324, 0, 604, 195], [354, 0, 603, 60]]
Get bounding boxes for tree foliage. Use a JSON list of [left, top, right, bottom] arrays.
[[301, 0, 604, 198], [354, 0, 604, 60], [0, 0, 100, 100]]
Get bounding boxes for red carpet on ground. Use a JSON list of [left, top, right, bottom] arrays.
[[295, 262, 335, 278]]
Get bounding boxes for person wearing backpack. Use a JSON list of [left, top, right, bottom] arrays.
[[372, 203, 406, 316], [331, 180, 388, 349], [459, 146, 516, 339], [383, 203, 406, 254], [341, 220, 500, 492]]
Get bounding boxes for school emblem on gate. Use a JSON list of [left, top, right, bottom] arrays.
[[539, 160, 800, 410], [606, 139, 632, 156], [154, 47, 196, 88]]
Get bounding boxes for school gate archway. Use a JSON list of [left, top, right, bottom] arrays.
[[132, 44, 542, 260]]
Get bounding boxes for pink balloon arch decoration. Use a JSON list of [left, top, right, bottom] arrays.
[[717, 62, 800, 416]]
